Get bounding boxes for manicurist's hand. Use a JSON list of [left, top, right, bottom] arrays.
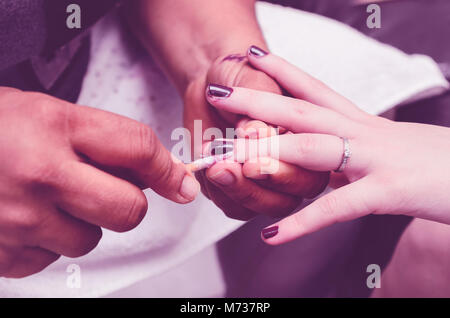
[[0, 88, 199, 278], [206, 47, 450, 244]]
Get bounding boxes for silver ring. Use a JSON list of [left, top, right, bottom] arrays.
[[334, 137, 351, 173]]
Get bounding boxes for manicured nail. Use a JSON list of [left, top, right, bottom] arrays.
[[262, 226, 279, 239], [209, 170, 235, 186], [248, 45, 268, 58], [180, 175, 200, 201], [207, 84, 233, 99]]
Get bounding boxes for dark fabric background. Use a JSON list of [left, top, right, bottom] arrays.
[[43, 0, 119, 54], [0, 0, 118, 102], [0, 0, 46, 70]]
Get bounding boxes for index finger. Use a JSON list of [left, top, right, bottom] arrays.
[[247, 46, 368, 121], [206, 85, 359, 137]]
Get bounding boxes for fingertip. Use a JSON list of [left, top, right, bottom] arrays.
[[261, 225, 280, 245], [205, 83, 234, 101], [178, 174, 201, 203], [204, 85, 234, 115], [261, 237, 279, 246], [247, 45, 269, 59], [247, 47, 288, 80]]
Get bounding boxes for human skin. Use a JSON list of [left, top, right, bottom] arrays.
[[371, 218, 450, 297], [206, 48, 450, 243], [0, 87, 199, 278], [125, 0, 329, 220]]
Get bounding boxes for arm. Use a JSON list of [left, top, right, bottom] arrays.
[[124, 0, 267, 94]]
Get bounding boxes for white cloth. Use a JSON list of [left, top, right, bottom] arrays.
[[258, 3, 448, 113], [1, 2, 448, 297]]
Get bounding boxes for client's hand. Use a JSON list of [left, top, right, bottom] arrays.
[[184, 53, 328, 220], [205, 47, 450, 244]]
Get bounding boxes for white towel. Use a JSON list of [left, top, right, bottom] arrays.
[[257, 3, 449, 113], [1, 2, 448, 297]]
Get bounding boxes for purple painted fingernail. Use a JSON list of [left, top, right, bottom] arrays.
[[262, 226, 279, 239], [248, 45, 268, 58], [207, 84, 233, 99]]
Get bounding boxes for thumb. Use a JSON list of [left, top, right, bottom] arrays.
[[138, 139, 201, 204], [68, 105, 200, 204]]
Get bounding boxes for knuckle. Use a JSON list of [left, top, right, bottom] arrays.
[[296, 135, 318, 159], [317, 194, 340, 218], [24, 161, 53, 185], [26, 93, 68, 129], [13, 209, 46, 234], [372, 173, 406, 208], [32, 94, 62, 116], [130, 124, 158, 167], [152, 155, 175, 187], [292, 100, 309, 116], [116, 190, 148, 232], [24, 160, 66, 188]]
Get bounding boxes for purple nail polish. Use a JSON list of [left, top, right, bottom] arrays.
[[262, 226, 279, 239], [248, 45, 268, 58], [207, 84, 233, 99]]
